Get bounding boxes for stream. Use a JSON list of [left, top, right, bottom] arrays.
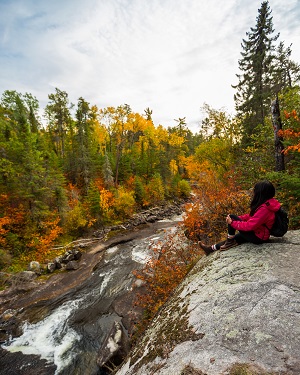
[[0, 216, 182, 375]]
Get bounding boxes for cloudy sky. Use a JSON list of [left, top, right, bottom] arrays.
[[1, 0, 300, 133]]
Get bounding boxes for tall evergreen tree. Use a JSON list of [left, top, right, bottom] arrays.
[[44, 88, 73, 158], [233, 1, 279, 143], [74, 97, 95, 195]]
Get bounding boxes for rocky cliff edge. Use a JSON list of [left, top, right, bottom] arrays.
[[116, 230, 300, 375]]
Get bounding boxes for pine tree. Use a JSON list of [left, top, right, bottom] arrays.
[[44, 88, 73, 158], [233, 1, 279, 143]]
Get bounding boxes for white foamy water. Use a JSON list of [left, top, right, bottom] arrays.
[[131, 239, 155, 264], [2, 299, 82, 374], [98, 268, 117, 294], [131, 234, 163, 264]]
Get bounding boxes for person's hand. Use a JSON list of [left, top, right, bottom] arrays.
[[226, 215, 232, 224]]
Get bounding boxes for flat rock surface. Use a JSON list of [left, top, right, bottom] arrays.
[[117, 230, 300, 375]]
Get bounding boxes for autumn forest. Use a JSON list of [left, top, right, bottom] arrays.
[[1, 1, 300, 275]]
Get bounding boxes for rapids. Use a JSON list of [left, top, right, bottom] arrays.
[[0, 216, 182, 375]]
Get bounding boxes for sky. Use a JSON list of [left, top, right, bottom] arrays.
[[0, 0, 300, 133]]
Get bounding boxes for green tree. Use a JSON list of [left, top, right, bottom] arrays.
[[44, 88, 73, 158], [74, 97, 93, 194], [0, 91, 67, 254], [233, 1, 279, 143], [134, 176, 146, 208], [273, 42, 300, 91]]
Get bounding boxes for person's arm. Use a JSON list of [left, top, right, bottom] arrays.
[[230, 206, 269, 231], [238, 213, 250, 221]]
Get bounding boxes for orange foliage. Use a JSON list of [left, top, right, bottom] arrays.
[[93, 177, 105, 191], [0, 194, 63, 265], [280, 109, 300, 154], [182, 155, 203, 180], [25, 215, 63, 263], [132, 233, 200, 337], [99, 188, 115, 214], [124, 175, 136, 190], [0, 216, 11, 245], [182, 169, 249, 244]]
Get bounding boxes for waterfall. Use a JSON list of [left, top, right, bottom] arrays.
[[3, 299, 82, 374]]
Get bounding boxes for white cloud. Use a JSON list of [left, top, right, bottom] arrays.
[[0, 0, 299, 133]]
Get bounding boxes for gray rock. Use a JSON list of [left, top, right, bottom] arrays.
[[65, 261, 79, 270], [73, 250, 82, 260], [146, 215, 157, 223], [47, 262, 56, 273], [54, 256, 63, 269], [64, 252, 75, 262], [17, 271, 37, 282], [116, 231, 300, 375], [28, 261, 41, 274], [97, 321, 130, 368]]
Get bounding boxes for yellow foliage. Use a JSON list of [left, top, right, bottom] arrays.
[[182, 155, 203, 181], [147, 174, 165, 204], [64, 203, 87, 233], [169, 159, 178, 175], [113, 186, 135, 219], [168, 133, 185, 147], [195, 138, 234, 176]]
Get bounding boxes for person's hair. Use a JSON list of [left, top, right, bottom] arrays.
[[250, 180, 275, 216]]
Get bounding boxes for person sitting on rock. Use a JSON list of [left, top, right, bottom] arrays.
[[199, 180, 281, 255]]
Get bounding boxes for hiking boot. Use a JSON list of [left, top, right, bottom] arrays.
[[199, 242, 214, 255], [220, 238, 238, 250]]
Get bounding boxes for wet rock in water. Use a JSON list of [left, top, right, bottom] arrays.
[[97, 321, 130, 370], [0, 309, 23, 343], [0, 347, 57, 375]]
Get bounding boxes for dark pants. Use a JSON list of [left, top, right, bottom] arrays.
[[215, 214, 264, 250]]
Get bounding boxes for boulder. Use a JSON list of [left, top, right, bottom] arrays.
[[97, 321, 130, 370], [54, 257, 63, 269], [73, 249, 82, 260], [47, 262, 56, 273], [28, 261, 41, 275], [65, 260, 79, 270], [63, 251, 75, 263], [116, 231, 300, 375]]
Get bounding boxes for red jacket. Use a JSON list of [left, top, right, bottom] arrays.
[[231, 198, 281, 240]]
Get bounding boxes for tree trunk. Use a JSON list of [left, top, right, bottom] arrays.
[[271, 96, 285, 171]]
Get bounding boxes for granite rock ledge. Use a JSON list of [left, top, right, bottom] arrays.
[[116, 230, 300, 375]]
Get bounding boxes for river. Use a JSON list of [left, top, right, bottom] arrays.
[[0, 216, 182, 375]]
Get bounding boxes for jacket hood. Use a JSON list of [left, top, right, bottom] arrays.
[[265, 198, 281, 212]]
